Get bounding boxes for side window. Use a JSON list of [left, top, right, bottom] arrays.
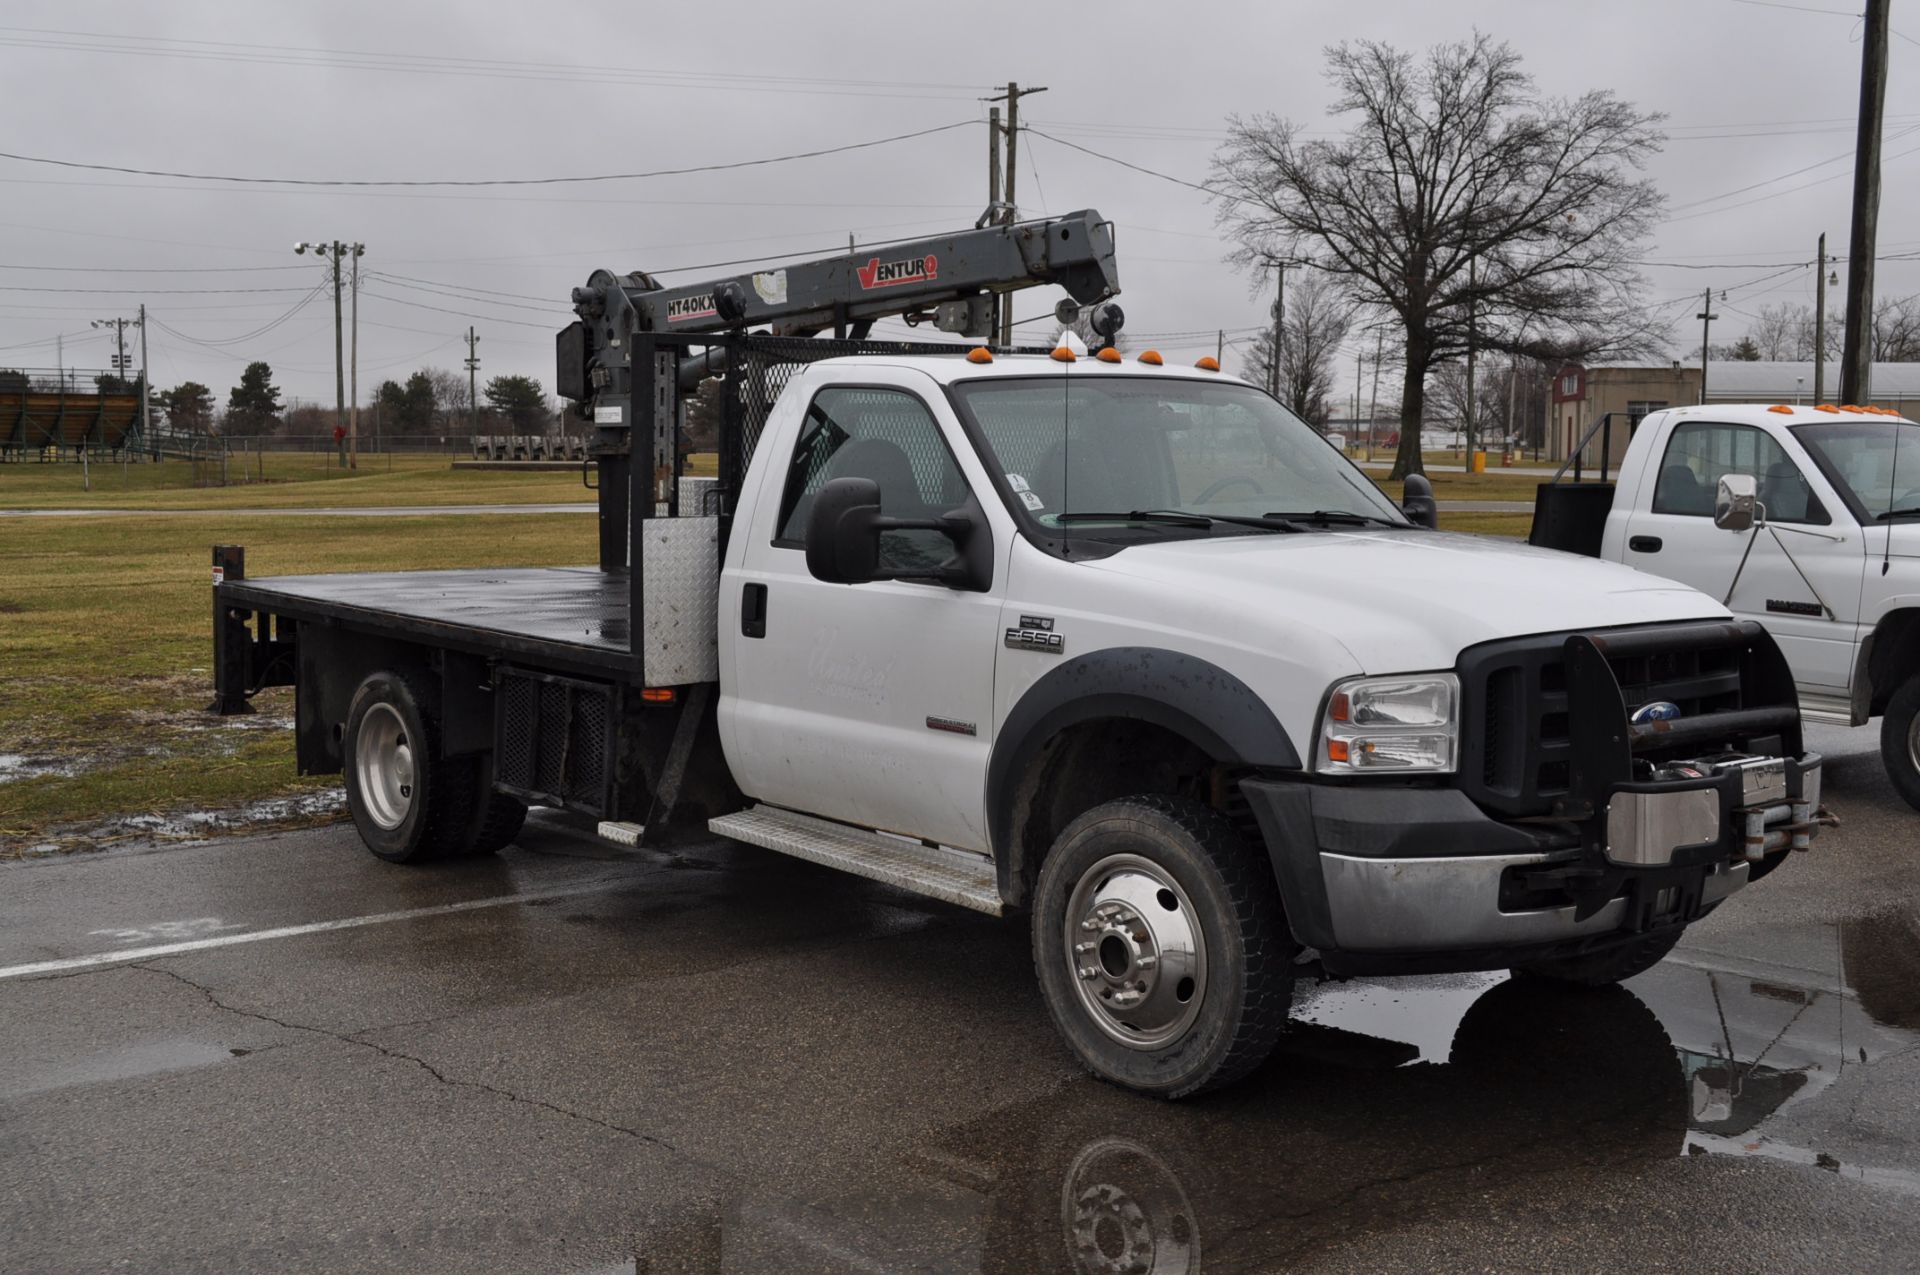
[[1652, 421, 1828, 524], [773, 386, 970, 571]]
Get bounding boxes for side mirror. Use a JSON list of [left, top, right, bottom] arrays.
[[803, 476, 988, 589], [1401, 473, 1438, 529], [1715, 473, 1760, 532], [805, 477, 885, 584]]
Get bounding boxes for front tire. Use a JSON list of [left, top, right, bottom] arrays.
[[1031, 795, 1294, 1099], [1879, 674, 1920, 812], [1512, 926, 1684, 987], [342, 670, 477, 864]]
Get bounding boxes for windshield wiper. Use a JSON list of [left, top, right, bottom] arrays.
[[1876, 507, 1920, 521], [1055, 509, 1302, 532], [1264, 509, 1405, 528]]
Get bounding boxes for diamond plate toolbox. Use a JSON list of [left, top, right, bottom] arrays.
[[641, 515, 721, 687]]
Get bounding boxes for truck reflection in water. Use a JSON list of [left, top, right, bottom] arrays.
[[630, 911, 1920, 1274]]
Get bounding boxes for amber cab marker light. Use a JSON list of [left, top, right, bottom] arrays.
[[1096, 347, 1123, 363], [1768, 404, 1794, 414], [1051, 346, 1077, 363], [1138, 350, 1164, 365], [966, 347, 994, 364], [640, 688, 677, 704], [1816, 404, 1841, 413], [1195, 356, 1220, 372]]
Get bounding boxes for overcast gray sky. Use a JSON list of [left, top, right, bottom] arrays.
[[3, 0, 1916, 411]]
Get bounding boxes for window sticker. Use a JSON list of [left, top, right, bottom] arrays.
[[1007, 473, 1031, 493], [1020, 490, 1045, 511]]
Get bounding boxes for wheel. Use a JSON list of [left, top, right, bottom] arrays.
[[342, 669, 478, 863], [1512, 926, 1684, 987], [459, 788, 527, 857], [1879, 674, 1920, 812], [1031, 795, 1294, 1099]]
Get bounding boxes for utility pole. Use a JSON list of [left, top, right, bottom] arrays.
[[987, 107, 1002, 341], [1843, 0, 1889, 405], [988, 81, 1047, 347], [1815, 233, 1829, 403], [138, 303, 149, 454], [465, 326, 481, 434], [1464, 259, 1478, 462], [1217, 329, 1225, 366], [348, 245, 363, 468], [1355, 345, 1365, 459], [1368, 330, 1385, 460], [1697, 287, 1719, 404], [91, 315, 131, 384], [295, 241, 354, 463], [1270, 263, 1286, 398]]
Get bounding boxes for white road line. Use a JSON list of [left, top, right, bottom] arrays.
[[0, 875, 633, 982]]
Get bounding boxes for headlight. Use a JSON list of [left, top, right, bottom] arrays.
[[1319, 673, 1459, 774]]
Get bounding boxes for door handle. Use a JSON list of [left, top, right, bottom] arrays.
[[1629, 535, 1663, 554], [741, 583, 767, 638]]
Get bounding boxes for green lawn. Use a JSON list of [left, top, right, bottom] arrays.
[[0, 511, 595, 855], [0, 451, 719, 510]]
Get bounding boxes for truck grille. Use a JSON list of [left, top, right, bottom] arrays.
[[1459, 620, 1799, 818]]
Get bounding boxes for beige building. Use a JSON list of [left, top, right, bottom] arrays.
[[1545, 360, 1920, 470]]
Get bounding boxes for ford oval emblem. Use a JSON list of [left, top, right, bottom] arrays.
[[1631, 701, 1683, 724]]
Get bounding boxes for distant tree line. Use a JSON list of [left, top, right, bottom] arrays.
[[152, 360, 566, 439]]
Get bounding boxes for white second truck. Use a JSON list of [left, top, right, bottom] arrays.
[[1533, 401, 1920, 809], [211, 217, 1827, 1097]]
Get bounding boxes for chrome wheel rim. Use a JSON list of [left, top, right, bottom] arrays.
[[1062, 854, 1207, 1051], [355, 702, 415, 830], [1060, 1136, 1200, 1275]]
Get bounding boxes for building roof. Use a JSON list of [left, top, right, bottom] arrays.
[[1701, 361, 1920, 400]]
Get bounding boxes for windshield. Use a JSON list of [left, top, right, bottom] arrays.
[[1793, 419, 1920, 519], [949, 376, 1406, 534]]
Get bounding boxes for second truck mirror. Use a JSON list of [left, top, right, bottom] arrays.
[[1402, 473, 1439, 529], [1715, 473, 1761, 532]]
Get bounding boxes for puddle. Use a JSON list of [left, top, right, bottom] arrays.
[[13, 789, 347, 856], [0, 753, 83, 783], [624, 934, 1920, 1273], [8, 1038, 238, 1099]]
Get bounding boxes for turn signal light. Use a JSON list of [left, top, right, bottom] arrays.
[[640, 688, 678, 704], [1096, 347, 1122, 363], [1195, 356, 1220, 372], [1138, 350, 1164, 365], [1326, 739, 1351, 764], [1051, 346, 1077, 363], [1329, 690, 1352, 722], [966, 347, 994, 364]]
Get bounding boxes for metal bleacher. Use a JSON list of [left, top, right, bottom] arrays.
[[0, 369, 148, 460]]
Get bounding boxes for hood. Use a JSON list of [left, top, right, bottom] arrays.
[[1083, 529, 1726, 673]]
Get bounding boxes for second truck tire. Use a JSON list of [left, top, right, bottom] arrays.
[[1879, 674, 1920, 812], [342, 669, 482, 864], [1031, 795, 1295, 1099]]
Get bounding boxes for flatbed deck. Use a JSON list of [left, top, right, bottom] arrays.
[[223, 566, 635, 676]]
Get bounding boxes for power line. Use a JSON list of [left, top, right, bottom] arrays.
[[0, 120, 976, 188], [0, 261, 314, 273], [0, 284, 314, 295], [364, 273, 566, 314], [357, 290, 557, 329]]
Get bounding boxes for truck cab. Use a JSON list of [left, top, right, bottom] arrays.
[[1577, 403, 1920, 807]]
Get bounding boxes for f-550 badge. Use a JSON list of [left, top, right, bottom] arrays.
[[1005, 614, 1064, 655]]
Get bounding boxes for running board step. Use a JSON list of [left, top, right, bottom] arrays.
[[708, 807, 1003, 916]]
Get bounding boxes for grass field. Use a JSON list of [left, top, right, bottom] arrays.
[[0, 450, 720, 510], [0, 511, 595, 855]]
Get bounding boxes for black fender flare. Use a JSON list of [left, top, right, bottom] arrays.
[[986, 646, 1301, 904]]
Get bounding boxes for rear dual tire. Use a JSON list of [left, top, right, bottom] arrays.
[[1879, 674, 1920, 812], [1031, 795, 1295, 1099], [342, 670, 525, 863]]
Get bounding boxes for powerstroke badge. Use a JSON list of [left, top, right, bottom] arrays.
[[856, 254, 938, 290], [666, 293, 718, 322], [1005, 614, 1064, 655]]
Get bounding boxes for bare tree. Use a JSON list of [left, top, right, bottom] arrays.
[[1212, 33, 1665, 477], [1873, 294, 1920, 361], [1745, 304, 1802, 361], [1243, 270, 1353, 428]]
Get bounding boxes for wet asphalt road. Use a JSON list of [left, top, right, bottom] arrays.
[[3, 725, 1918, 1274]]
